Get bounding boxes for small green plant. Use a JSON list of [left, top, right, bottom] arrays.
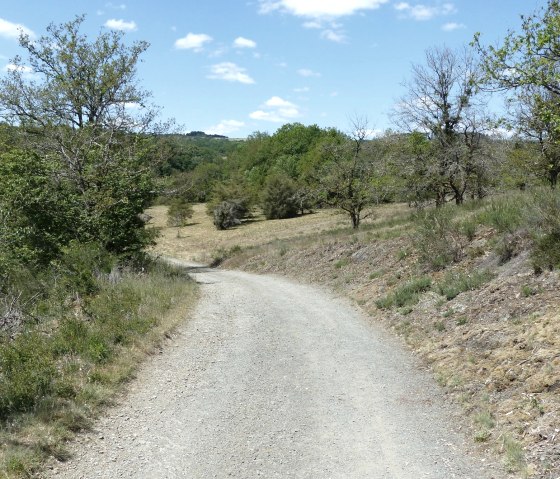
[[477, 196, 524, 234], [502, 435, 526, 473], [334, 258, 350, 269], [458, 218, 477, 241], [167, 197, 194, 227], [413, 207, 465, 270], [434, 320, 446, 332], [527, 188, 560, 271], [396, 248, 409, 261], [376, 276, 432, 309], [456, 316, 468, 326], [368, 270, 383, 280], [474, 410, 496, 430], [436, 269, 494, 301], [474, 430, 491, 442], [521, 284, 537, 297]]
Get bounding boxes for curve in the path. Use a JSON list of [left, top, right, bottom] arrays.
[[47, 264, 505, 479]]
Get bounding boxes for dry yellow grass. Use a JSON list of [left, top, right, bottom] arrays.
[[149, 203, 359, 262]]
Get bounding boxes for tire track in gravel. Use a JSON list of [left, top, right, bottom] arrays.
[[46, 262, 507, 478]]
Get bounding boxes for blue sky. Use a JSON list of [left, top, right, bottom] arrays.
[[0, 0, 544, 138]]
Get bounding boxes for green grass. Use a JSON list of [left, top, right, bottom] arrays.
[[376, 276, 432, 310], [436, 270, 494, 301], [334, 258, 350, 269], [477, 195, 525, 234], [503, 435, 526, 473], [0, 261, 197, 478]]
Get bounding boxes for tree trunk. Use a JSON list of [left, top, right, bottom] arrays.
[[351, 212, 360, 229]]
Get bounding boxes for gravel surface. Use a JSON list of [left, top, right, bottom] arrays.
[[45, 263, 507, 478]]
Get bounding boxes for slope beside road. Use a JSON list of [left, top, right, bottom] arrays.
[[46, 262, 508, 478]]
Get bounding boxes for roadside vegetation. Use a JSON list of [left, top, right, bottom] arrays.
[[0, 16, 197, 478], [3, 1, 560, 478]]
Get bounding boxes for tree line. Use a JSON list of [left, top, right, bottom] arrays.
[[2, 1, 560, 287]]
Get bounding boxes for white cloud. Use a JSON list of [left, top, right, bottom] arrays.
[[4, 63, 33, 74], [233, 36, 257, 48], [3, 63, 37, 79], [123, 102, 141, 109], [0, 18, 35, 40], [106, 2, 126, 10], [206, 119, 245, 136], [321, 29, 346, 42], [442, 22, 465, 31], [208, 62, 255, 84], [394, 2, 456, 21], [175, 33, 213, 51], [105, 19, 137, 31], [303, 21, 322, 29], [250, 96, 301, 122], [265, 96, 293, 107], [298, 68, 321, 78], [259, 0, 388, 19], [294, 86, 310, 92]]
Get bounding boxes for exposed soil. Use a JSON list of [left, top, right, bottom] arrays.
[[45, 263, 507, 478]]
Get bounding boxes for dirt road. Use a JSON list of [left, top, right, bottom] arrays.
[[47, 263, 506, 478]]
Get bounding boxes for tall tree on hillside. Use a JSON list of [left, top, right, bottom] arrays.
[[394, 46, 491, 205], [474, 1, 560, 188], [0, 15, 162, 257]]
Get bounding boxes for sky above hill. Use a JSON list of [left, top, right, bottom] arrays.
[[0, 0, 544, 138]]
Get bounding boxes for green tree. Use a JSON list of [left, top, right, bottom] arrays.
[[167, 198, 194, 227], [474, 1, 560, 188], [317, 118, 385, 229], [261, 175, 299, 220], [0, 15, 160, 257]]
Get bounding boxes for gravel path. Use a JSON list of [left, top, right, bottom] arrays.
[[46, 263, 506, 478]]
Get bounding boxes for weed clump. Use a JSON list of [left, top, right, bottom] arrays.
[[526, 189, 560, 272], [376, 276, 432, 309], [436, 270, 494, 300]]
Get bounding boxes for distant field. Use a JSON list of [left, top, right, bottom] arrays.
[[149, 204, 357, 262]]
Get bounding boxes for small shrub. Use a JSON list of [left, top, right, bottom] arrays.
[[434, 320, 446, 332], [54, 241, 116, 295], [477, 196, 524, 234], [212, 200, 247, 230], [527, 189, 560, 271], [414, 208, 465, 270], [376, 276, 432, 309], [334, 258, 350, 269], [167, 198, 194, 227], [0, 333, 57, 418], [368, 270, 383, 280], [436, 270, 494, 300], [521, 284, 537, 297], [503, 435, 526, 472], [261, 175, 299, 220], [458, 219, 477, 241], [210, 245, 243, 266], [474, 430, 491, 443]]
